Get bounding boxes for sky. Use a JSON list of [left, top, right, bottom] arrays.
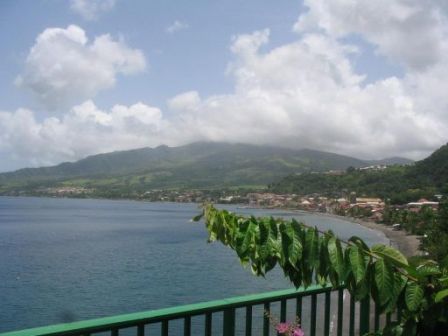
[[1, 0, 448, 172]]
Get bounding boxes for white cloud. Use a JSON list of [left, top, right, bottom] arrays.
[[4, 0, 448, 170], [167, 91, 200, 111], [16, 25, 146, 110], [166, 29, 446, 160], [70, 0, 115, 21], [293, 0, 448, 71], [166, 20, 189, 34], [0, 101, 165, 167]]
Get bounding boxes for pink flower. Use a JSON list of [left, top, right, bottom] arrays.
[[275, 322, 291, 333], [293, 327, 305, 336]]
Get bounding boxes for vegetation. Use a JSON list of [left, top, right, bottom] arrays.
[[271, 143, 448, 204], [381, 199, 448, 264], [0, 142, 410, 196], [194, 205, 448, 335]]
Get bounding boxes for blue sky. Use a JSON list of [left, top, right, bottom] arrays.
[[0, 1, 302, 114], [1, 0, 447, 172]]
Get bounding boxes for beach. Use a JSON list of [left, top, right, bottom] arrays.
[[307, 211, 421, 257]]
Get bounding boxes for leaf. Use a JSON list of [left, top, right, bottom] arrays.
[[280, 222, 303, 267], [380, 273, 407, 314], [383, 322, 404, 336], [240, 220, 257, 257], [415, 262, 441, 278], [328, 236, 345, 280], [435, 289, 448, 303], [402, 319, 417, 336], [372, 244, 409, 269], [305, 227, 320, 268], [258, 219, 271, 260], [405, 282, 424, 312], [348, 244, 367, 284], [374, 259, 395, 305], [317, 235, 330, 284], [192, 211, 204, 222], [348, 236, 370, 251]]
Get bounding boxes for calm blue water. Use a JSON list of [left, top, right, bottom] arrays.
[[0, 197, 387, 333]]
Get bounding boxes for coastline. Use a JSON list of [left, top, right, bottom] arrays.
[[308, 211, 421, 257], [0, 195, 421, 257]]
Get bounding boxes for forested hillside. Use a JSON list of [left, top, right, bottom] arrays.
[[0, 142, 409, 195], [270, 143, 448, 203]]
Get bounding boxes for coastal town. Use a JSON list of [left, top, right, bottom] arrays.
[[33, 185, 441, 222]]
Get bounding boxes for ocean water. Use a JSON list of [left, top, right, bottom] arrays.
[[0, 197, 387, 333]]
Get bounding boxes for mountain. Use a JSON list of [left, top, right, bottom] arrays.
[[0, 142, 412, 195], [408, 143, 448, 188], [270, 143, 448, 204], [365, 157, 414, 166]]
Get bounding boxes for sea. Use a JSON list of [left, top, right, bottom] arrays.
[[0, 196, 388, 334]]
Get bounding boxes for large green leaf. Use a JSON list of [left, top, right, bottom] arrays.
[[348, 244, 367, 284], [240, 220, 258, 261], [435, 288, 448, 303], [374, 259, 395, 305], [305, 227, 320, 268], [405, 282, 424, 312], [415, 261, 441, 278], [280, 222, 303, 268], [317, 235, 330, 285], [348, 236, 370, 251], [328, 236, 345, 281], [381, 273, 407, 314], [372, 244, 409, 268]]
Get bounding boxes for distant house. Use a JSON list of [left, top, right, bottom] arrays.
[[407, 198, 439, 210], [356, 197, 383, 205]]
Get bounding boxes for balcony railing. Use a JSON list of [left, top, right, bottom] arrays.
[[0, 284, 390, 336]]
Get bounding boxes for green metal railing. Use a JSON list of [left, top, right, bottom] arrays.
[[0, 284, 388, 336]]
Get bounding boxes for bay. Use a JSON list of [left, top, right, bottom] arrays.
[[0, 197, 387, 333]]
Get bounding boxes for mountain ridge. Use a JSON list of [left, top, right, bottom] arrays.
[[269, 143, 448, 203], [0, 142, 413, 193]]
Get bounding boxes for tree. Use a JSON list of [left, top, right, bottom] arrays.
[[194, 205, 448, 336]]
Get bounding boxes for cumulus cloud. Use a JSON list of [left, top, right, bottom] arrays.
[[0, 101, 165, 167], [70, 0, 115, 21], [166, 29, 446, 159], [15, 25, 146, 110], [166, 20, 189, 34], [293, 0, 448, 71], [4, 0, 448, 169]]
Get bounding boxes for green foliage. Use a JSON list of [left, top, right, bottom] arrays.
[[270, 143, 448, 204], [0, 142, 386, 194], [194, 205, 448, 336]]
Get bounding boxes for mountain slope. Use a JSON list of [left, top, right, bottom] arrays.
[[406, 143, 448, 188], [270, 143, 448, 203], [0, 142, 413, 193]]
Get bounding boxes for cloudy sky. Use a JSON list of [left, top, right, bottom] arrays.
[[1, 0, 448, 172]]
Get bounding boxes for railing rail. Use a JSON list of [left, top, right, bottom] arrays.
[[0, 284, 386, 336]]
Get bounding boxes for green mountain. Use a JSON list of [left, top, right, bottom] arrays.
[[270, 143, 448, 203], [0, 142, 411, 195]]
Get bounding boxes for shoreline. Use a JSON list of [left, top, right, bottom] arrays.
[[308, 211, 421, 257], [1, 195, 421, 257]]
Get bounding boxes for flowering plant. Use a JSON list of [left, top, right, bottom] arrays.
[[264, 310, 304, 336]]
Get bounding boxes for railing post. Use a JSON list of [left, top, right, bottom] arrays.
[[263, 302, 270, 336], [310, 294, 317, 336], [205, 313, 212, 336], [359, 297, 370, 335], [137, 324, 145, 336], [337, 289, 344, 336], [223, 307, 236, 336], [324, 291, 331, 336], [280, 299, 287, 322], [245, 305, 252, 336], [184, 316, 191, 336], [349, 295, 355, 336]]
